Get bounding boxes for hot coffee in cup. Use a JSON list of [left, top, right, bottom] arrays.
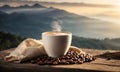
[[42, 31, 72, 58]]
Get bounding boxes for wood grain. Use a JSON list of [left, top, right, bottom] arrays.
[[0, 48, 120, 72]]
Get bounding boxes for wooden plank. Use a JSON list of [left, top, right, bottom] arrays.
[[0, 48, 120, 72]]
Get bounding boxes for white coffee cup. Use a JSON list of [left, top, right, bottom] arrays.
[[42, 31, 72, 58]]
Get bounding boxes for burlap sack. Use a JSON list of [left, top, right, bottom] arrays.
[[5, 38, 46, 63], [4, 38, 85, 63]]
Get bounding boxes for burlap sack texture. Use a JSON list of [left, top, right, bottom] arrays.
[[4, 38, 85, 63]]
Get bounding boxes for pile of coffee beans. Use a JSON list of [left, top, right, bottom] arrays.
[[30, 49, 95, 65]]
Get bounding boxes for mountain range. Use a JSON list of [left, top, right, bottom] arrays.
[[0, 4, 120, 50], [0, 4, 110, 39], [0, 1, 115, 8], [0, 3, 46, 9]]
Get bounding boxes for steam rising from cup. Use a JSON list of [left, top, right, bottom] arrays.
[[51, 20, 62, 32], [42, 19, 72, 58]]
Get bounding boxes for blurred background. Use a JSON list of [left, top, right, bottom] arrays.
[[0, 0, 120, 50]]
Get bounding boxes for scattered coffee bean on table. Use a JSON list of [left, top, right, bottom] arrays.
[[30, 49, 96, 65]]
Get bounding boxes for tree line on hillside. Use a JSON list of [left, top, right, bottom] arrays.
[[0, 31, 25, 50], [72, 36, 120, 50], [0, 32, 120, 51]]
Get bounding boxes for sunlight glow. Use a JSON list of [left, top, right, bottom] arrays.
[[116, 0, 120, 12], [117, 0, 120, 6], [30, 0, 119, 5]]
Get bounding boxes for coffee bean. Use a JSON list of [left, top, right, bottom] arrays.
[[56, 58, 61, 63], [37, 58, 41, 61], [53, 61, 58, 65], [65, 62, 69, 64], [37, 61, 45, 65], [46, 61, 53, 65], [76, 55, 79, 58], [30, 49, 95, 65], [78, 60, 83, 64], [31, 60, 36, 64], [61, 59, 66, 62]]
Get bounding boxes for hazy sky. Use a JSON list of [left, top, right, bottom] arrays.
[[38, 0, 118, 4], [0, 0, 119, 5]]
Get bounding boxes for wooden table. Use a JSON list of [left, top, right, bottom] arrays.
[[0, 48, 120, 72]]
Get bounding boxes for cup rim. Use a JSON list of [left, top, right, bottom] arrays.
[[42, 31, 72, 36]]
